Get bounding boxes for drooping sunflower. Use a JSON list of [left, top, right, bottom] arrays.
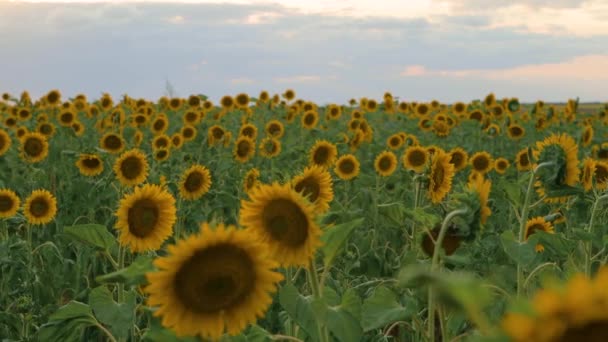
[[100, 132, 125, 154], [0, 129, 11, 156], [301, 110, 319, 129], [113, 149, 149, 186], [265, 120, 284, 139], [23, 189, 57, 225], [145, 222, 283, 339], [581, 125, 593, 147], [403, 146, 428, 173], [581, 158, 596, 191], [507, 124, 525, 140], [467, 175, 491, 225], [291, 165, 334, 213], [515, 148, 533, 172], [502, 267, 608, 342], [595, 161, 608, 190], [533, 133, 580, 201], [239, 182, 321, 266], [374, 151, 398, 177], [524, 216, 554, 252], [334, 154, 360, 180], [76, 153, 104, 177], [115, 184, 176, 252], [179, 164, 212, 200], [448, 147, 468, 172], [259, 137, 281, 158], [20, 132, 49, 163], [71, 122, 85, 137], [234, 136, 255, 163], [469, 151, 494, 175], [428, 149, 455, 204], [243, 168, 261, 193], [494, 157, 510, 175], [0, 189, 20, 218]]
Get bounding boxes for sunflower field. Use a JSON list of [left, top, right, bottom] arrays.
[[0, 89, 607, 342]]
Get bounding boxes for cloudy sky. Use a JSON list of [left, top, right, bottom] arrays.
[[1, 0, 607, 104]]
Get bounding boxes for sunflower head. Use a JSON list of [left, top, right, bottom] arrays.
[[113, 149, 149, 186], [234, 136, 255, 163], [243, 168, 261, 193], [524, 216, 554, 252], [494, 157, 510, 174], [533, 133, 580, 201], [76, 153, 104, 177], [309, 140, 337, 169], [0, 129, 12, 156], [516, 148, 533, 172], [259, 137, 281, 158], [448, 148, 468, 172], [179, 164, 212, 200], [334, 154, 360, 181], [469, 151, 494, 174], [24, 189, 57, 225], [403, 146, 429, 173], [239, 182, 322, 266], [0, 189, 20, 218], [291, 165, 334, 213], [239, 123, 258, 140], [507, 124, 525, 140], [594, 161, 608, 190], [145, 222, 283, 339], [386, 133, 404, 150], [100, 133, 125, 154], [374, 151, 398, 177], [428, 149, 455, 204], [20, 132, 49, 163], [301, 110, 319, 129], [115, 184, 176, 252]]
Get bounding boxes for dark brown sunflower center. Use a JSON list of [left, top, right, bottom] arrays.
[[472, 156, 489, 171], [154, 138, 168, 149], [237, 141, 251, 157], [509, 126, 523, 137], [408, 150, 426, 167], [304, 114, 315, 125], [212, 128, 224, 140], [432, 163, 445, 192], [156, 150, 168, 159], [313, 147, 329, 165], [583, 129, 591, 142], [174, 244, 255, 313], [263, 199, 309, 247], [294, 177, 321, 203], [170, 99, 181, 108], [599, 150, 608, 159], [450, 153, 464, 167], [264, 141, 277, 154], [525, 223, 545, 239], [153, 120, 166, 131], [497, 161, 507, 170], [0, 135, 6, 149], [519, 153, 530, 166], [379, 156, 393, 171], [596, 165, 608, 184], [135, 115, 146, 124], [557, 320, 608, 342], [182, 128, 194, 139], [184, 172, 204, 192], [39, 124, 53, 135], [120, 156, 143, 180], [82, 157, 101, 169], [236, 95, 248, 106], [127, 199, 159, 238], [338, 160, 355, 175], [60, 112, 74, 123], [101, 98, 111, 108], [24, 138, 44, 157], [185, 112, 198, 123], [104, 135, 123, 150], [0, 195, 14, 212], [242, 127, 255, 137], [29, 197, 49, 217], [268, 124, 281, 136]]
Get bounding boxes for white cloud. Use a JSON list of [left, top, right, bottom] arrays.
[[401, 54, 608, 81], [166, 15, 186, 24], [273, 75, 322, 83]]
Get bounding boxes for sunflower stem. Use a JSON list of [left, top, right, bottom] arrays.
[[307, 259, 329, 342], [411, 177, 422, 251], [516, 162, 552, 298], [584, 193, 608, 276], [117, 245, 125, 303], [428, 208, 468, 342]]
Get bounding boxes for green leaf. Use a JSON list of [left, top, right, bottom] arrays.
[[326, 288, 363, 341], [37, 301, 98, 341], [142, 316, 199, 342], [279, 283, 323, 340], [500, 230, 538, 267], [89, 286, 136, 339], [244, 325, 272, 341], [63, 224, 116, 251], [321, 218, 364, 268], [96, 255, 155, 286], [361, 286, 415, 332], [404, 207, 441, 228]]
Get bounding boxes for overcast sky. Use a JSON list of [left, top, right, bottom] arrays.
[[1, 0, 607, 104]]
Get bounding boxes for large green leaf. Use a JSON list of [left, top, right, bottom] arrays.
[[96, 255, 154, 286], [63, 224, 116, 251], [361, 286, 416, 332], [500, 230, 539, 267], [321, 218, 364, 268], [89, 286, 136, 339], [326, 289, 363, 342], [279, 283, 324, 341], [37, 301, 98, 341]]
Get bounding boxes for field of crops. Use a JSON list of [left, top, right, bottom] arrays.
[[0, 89, 607, 341]]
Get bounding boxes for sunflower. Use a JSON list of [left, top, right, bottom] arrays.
[[45, 90, 61, 106], [582, 125, 593, 147], [239, 123, 258, 140], [58, 109, 76, 127], [100, 133, 125, 154], [365, 99, 378, 112], [308, 140, 337, 169], [581, 158, 596, 191], [418, 118, 433, 132], [467, 176, 491, 225], [469, 152, 494, 175], [291, 165, 334, 213], [374, 151, 398, 177], [428, 149, 455, 204], [20, 132, 49, 163], [151, 115, 169, 135], [220, 95, 235, 110], [100, 93, 113, 111], [145, 222, 283, 339], [154, 148, 170, 162], [533, 133, 580, 201], [243, 168, 261, 193], [133, 130, 144, 147], [4, 117, 17, 129], [0, 189, 20, 218], [282, 89, 296, 101], [114, 149, 149, 186], [515, 148, 533, 172], [234, 136, 255, 163], [595, 161, 608, 190], [208, 125, 225, 146], [415, 103, 430, 117], [403, 146, 428, 173], [326, 105, 341, 120], [71, 122, 85, 137], [259, 137, 281, 158], [115, 184, 176, 252], [152, 134, 171, 150], [23, 189, 57, 225], [334, 154, 360, 180], [76, 153, 104, 177], [448, 148, 468, 172], [524, 216, 554, 252], [502, 267, 608, 342], [239, 182, 321, 266], [234, 93, 250, 109], [452, 102, 467, 116], [179, 164, 212, 200], [494, 157, 510, 174], [182, 110, 200, 126], [181, 125, 197, 142], [261, 120, 283, 140], [507, 124, 525, 140], [168, 98, 182, 111], [387, 133, 404, 150], [301, 110, 319, 129], [421, 224, 463, 257], [16, 126, 28, 139], [171, 133, 184, 149], [0, 129, 11, 156]]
